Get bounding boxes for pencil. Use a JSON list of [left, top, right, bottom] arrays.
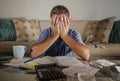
[[24, 57, 37, 63]]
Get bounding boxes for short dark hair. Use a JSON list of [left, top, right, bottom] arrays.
[[50, 5, 69, 17]]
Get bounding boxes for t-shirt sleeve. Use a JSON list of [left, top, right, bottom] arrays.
[[71, 30, 85, 45], [37, 28, 51, 43]]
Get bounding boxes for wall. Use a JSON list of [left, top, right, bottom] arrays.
[[0, 0, 120, 20]]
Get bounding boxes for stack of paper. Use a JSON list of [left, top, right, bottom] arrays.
[[36, 56, 84, 67], [62, 64, 99, 81], [3, 58, 39, 69], [4, 56, 85, 69], [56, 56, 83, 66], [35, 56, 56, 64], [90, 59, 116, 68]]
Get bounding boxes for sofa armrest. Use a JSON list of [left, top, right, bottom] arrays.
[[72, 43, 120, 61], [0, 41, 36, 56]]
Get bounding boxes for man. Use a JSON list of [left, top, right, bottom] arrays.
[[31, 5, 90, 61]]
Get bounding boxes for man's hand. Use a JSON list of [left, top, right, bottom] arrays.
[[51, 15, 60, 38], [59, 14, 71, 37], [51, 14, 72, 38]]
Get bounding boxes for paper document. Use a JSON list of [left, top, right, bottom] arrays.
[[62, 63, 99, 81], [36, 56, 56, 64], [36, 56, 83, 67], [3, 58, 39, 69], [56, 56, 83, 66], [4, 56, 84, 69], [115, 66, 120, 73], [90, 59, 116, 68]]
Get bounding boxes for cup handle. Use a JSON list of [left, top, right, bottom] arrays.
[[24, 46, 27, 53]]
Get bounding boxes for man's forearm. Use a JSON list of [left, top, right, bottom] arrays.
[[61, 35, 90, 61], [31, 35, 58, 57]]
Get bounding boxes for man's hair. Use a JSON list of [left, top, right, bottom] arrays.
[[50, 5, 70, 17]]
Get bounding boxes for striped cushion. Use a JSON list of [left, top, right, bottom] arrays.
[[0, 19, 16, 41]]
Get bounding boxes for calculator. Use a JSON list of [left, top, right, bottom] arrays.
[[35, 63, 66, 81]]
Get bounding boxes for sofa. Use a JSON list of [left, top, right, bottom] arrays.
[[0, 16, 120, 60]]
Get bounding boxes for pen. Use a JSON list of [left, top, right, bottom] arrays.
[[24, 57, 37, 63]]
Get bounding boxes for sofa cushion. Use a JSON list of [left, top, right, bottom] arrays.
[[80, 21, 98, 42], [94, 17, 115, 43], [13, 19, 40, 42], [0, 19, 16, 41], [82, 16, 115, 43]]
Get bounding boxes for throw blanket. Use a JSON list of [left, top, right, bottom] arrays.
[[109, 21, 120, 43], [0, 19, 16, 41]]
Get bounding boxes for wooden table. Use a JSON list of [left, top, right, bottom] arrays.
[[0, 59, 120, 81]]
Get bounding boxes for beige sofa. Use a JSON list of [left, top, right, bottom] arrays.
[[0, 17, 120, 60]]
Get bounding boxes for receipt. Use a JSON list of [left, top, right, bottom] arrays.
[[115, 66, 120, 73], [90, 59, 116, 68], [62, 65, 99, 79]]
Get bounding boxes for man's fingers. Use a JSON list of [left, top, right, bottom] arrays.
[[58, 21, 61, 31], [50, 15, 55, 26], [55, 16, 59, 25], [69, 18, 73, 23], [51, 15, 56, 26], [50, 16, 53, 26], [60, 14, 64, 28], [64, 15, 68, 27]]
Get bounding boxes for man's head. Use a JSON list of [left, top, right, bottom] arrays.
[[50, 5, 70, 18]]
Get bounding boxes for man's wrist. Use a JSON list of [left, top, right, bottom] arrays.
[[51, 34, 59, 39], [60, 34, 68, 39]]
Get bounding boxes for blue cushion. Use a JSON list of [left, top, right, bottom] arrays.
[[0, 19, 16, 41], [109, 21, 120, 43]]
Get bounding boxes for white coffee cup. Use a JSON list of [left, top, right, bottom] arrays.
[[13, 45, 27, 59]]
